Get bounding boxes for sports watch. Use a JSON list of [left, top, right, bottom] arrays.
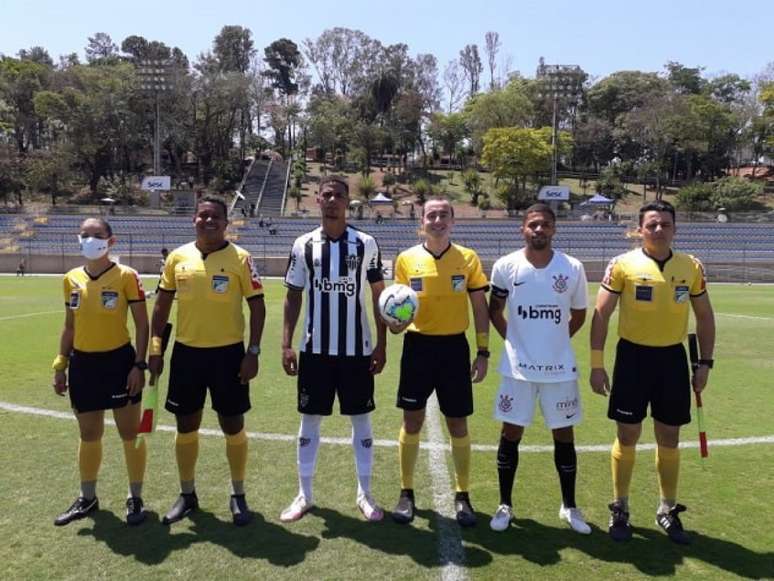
[[133, 361, 148, 371], [477, 349, 490, 359], [697, 359, 714, 369], [247, 344, 261, 356]]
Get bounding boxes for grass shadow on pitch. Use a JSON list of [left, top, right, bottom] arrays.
[[315, 506, 493, 569], [464, 517, 774, 578], [78, 507, 320, 566]]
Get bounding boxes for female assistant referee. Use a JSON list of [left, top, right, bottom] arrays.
[[52, 217, 149, 526]]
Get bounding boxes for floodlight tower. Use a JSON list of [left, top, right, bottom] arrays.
[[537, 60, 585, 185], [137, 60, 171, 175]]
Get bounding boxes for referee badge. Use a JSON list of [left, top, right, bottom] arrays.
[[212, 275, 229, 294], [674, 285, 690, 303], [101, 291, 119, 310], [451, 274, 466, 292]]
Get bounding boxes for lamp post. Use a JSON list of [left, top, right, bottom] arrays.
[[536, 60, 585, 185], [137, 60, 171, 175]]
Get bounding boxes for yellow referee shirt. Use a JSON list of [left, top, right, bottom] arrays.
[[395, 243, 488, 335], [601, 248, 707, 347], [159, 241, 263, 348], [63, 263, 145, 352]]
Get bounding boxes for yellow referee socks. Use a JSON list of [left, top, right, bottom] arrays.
[[656, 445, 680, 506], [399, 427, 420, 490], [175, 431, 199, 484], [122, 438, 147, 488], [78, 439, 102, 483], [451, 434, 471, 493], [225, 429, 248, 484], [611, 438, 636, 502]]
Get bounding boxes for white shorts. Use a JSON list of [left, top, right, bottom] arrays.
[[493, 376, 582, 429]]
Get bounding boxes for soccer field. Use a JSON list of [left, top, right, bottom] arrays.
[[0, 276, 772, 580]]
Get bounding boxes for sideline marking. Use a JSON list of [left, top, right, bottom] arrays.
[[425, 394, 467, 580], [716, 312, 773, 322], [1, 401, 773, 453], [0, 310, 61, 322]]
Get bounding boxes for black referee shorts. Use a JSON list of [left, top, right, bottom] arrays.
[[397, 332, 473, 418], [68, 343, 139, 413], [166, 342, 250, 417], [297, 352, 375, 416], [608, 338, 691, 426]]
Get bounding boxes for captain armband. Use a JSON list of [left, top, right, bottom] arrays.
[[149, 336, 163, 357], [52, 354, 69, 372], [476, 332, 489, 350]]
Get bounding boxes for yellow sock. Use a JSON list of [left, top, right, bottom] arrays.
[[611, 438, 636, 500], [78, 439, 102, 482], [122, 438, 147, 484], [225, 430, 248, 483], [175, 431, 199, 483], [451, 434, 471, 492], [399, 427, 420, 490], [656, 445, 680, 503]]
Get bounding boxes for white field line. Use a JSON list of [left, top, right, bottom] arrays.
[[716, 312, 773, 321], [425, 394, 467, 581], [0, 310, 61, 321], [1, 401, 773, 453]]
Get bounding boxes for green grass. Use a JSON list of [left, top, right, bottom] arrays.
[[0, 276, 772, 580]]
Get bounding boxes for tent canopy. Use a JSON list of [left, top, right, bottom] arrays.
[[369, 192, 393, 204], [580, 193, 615, 206]]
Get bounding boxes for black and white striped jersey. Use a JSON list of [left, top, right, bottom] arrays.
[[284, 225, 383, 356]]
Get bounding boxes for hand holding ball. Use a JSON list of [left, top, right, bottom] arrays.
[[379, 284, 419, 330]]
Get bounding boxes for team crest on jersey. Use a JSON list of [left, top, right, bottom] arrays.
[[361, 438, 373, 449], [498, 394, 514, 414], [674, 285, 690, 304], [69, 290, 81, 310], [314, 258, 321, 267], [451, 274, 466, 292], [346, 254, 361, 271], [552, 274, 569, 293], [246, 256, 263, 290], [212, 275, 229, 294], [101, 291, 119, 310]]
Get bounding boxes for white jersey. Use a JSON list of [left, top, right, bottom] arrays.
[[490, 249, 588, 382], [284, 225, 383, 356]]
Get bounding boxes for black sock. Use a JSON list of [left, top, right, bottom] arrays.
[[496, 435, 520, 507], [554, 440, 577, 508]]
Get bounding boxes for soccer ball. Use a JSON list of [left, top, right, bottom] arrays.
[[379, 284, 419, 327]]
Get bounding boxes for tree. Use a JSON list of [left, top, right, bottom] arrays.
[[484, 32, 501, 90], [18, 47, 53, 67], [0, 56, 51, 152], [85, 33, 119, 65], [214, 26, 255, 74], [586, 71, 670, 124], [459, 44, 482, 96], [710, 176, 763, 211], [427, 112, 467, 166], [481, 126, 566, 210], [442, 60, 465, 113], [665, 61, 704, 95], [303, 28, 381, 97], [462, 168, 483, 205], [25, 147, 74, 204], [263, 38, 304, 96], [463, 78, 533, 152]]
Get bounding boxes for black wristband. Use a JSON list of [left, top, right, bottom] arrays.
[[477, 349, 490, 359], [698, 359, 714, 369], [133, 361, 148, 371]]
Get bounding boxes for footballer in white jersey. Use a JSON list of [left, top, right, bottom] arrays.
[[487, 203, 592, 536]]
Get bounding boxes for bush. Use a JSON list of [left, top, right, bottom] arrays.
[[381, 172, 396, 192], [675, 183, 714, 212], [412, 178, 433, 204], [711, 177, 763, 211], [595, 166, 628, 199], [358, 175, 376, 199]]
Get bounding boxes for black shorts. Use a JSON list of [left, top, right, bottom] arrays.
[[297, 352, 375, 416], [69, 343, 140, 413], [608, 338, 691, 426], [166, 342, 250, 417], [397, 332, 473, 418]]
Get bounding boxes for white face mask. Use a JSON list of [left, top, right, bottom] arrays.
[[78, 236, 110, 260]]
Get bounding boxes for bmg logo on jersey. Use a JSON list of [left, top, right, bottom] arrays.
[[314, 276, 356, 296], [516, 304, 562, 324]]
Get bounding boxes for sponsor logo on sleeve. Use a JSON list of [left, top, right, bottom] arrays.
[[69, 290, 81, 310], [101, 290, 119, 310], [246, 256, 263, 290], [410, 277, 423, 292], [212, 275, 230, 294]]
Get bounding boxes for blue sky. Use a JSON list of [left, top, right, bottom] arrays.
[[1, 0, 771, 80]]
